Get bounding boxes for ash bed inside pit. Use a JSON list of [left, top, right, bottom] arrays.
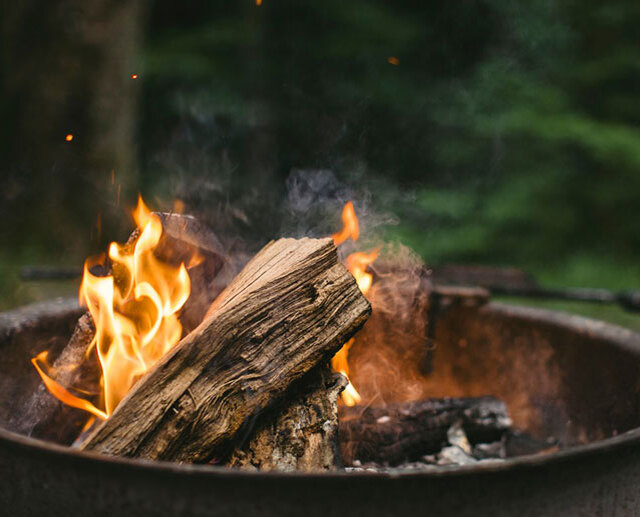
[[2, 294, 639, 473]]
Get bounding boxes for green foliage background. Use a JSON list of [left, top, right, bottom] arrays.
[[3, 0, 640, 328]]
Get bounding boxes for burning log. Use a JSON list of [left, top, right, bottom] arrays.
[[339, 397, 512, 466], [25, 313, 101, 444], [26, 212, 231, 445], [227, 366, 347, 471], [80, 237, 371, 463], [127, 211, 232, 334]]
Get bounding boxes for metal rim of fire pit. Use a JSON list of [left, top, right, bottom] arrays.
[[2, 298, 640, 480], [3, 420, 640, 480]]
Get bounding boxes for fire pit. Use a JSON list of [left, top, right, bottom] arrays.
[[2, 295, 640, 516]]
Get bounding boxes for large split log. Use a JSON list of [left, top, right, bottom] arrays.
[[81, 237, 371, 463], [339, 397, 512, 466], [227, 366, 347, 471]]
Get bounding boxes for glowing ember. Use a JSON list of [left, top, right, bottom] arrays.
[[65, 134, 74, 142], [32, 196, 191, 420], [256, 0, 262, 5], [131, 74, 139, 80], [387, 57, 400, 66], [331, 201, 378, 405]]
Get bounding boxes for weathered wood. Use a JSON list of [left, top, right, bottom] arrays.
[[227, 366, 347, 472], [81, 237, 371, 463], [339, 397, 512, 466]]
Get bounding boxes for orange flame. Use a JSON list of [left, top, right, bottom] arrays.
[[347, 249, 379, 294], [331, 201, 377, 406], [332, 201, 359, 245], [32, 196, 191, 420]]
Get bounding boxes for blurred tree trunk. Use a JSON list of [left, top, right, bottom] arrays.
[[1, 0, 145, 255]]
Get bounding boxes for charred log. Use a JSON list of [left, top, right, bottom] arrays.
[[339, 397, 512, 466], [23, 313, 100, 444]]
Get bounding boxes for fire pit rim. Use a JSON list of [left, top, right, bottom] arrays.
[[2, 423, 640, 480], [3, 297, 640, 478]]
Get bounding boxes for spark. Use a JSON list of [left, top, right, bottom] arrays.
[[387, 57, 399, 66], [65, 134, 74, 142]]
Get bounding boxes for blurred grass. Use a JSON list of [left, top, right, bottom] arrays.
[[0, 254, 79, 312]]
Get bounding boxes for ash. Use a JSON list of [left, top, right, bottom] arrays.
[[345, 423, 557, 473]]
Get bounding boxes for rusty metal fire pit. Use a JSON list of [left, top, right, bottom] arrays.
[[2, 297, 640, 516]]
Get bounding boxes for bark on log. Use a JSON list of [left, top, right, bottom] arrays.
[[339, 397, 512, 466], [227, 366, 347, 472], [81, 237, 371, 463]]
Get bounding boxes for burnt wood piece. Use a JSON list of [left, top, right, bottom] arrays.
[[81, 237, 371, 463], [21, 313, 101, 444], [339, 397, 512, 466], [227, 366, 347, 472]]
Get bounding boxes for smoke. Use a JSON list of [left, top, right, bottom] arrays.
[[280, 168, 435, 408], [281, 168, 399, 243]]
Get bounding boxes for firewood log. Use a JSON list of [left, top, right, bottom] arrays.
[[25, 214, 230, 445], [227, 366, 347, 471], [339, 397, 512, 466], [80, 237, 370, 463]]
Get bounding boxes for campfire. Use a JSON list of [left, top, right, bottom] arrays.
[[13, 196, 577, 471]]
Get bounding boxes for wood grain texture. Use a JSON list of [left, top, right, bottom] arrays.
[[227, 366, 347, 471], [81, 237, 371, 463]]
